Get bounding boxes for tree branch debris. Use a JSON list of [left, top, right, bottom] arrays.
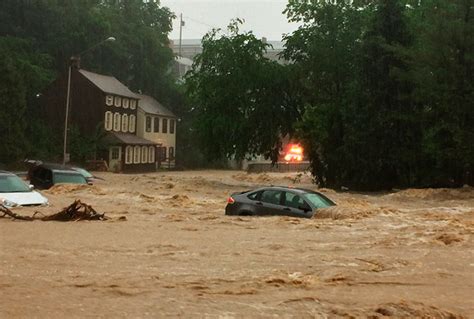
[[0, 200, 109, 221]]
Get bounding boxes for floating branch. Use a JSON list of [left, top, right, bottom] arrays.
[[0, 200, 109, 222]]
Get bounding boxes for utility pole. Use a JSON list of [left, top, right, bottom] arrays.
[[179, 13, 184, 57]]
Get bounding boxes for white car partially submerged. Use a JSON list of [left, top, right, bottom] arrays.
[[0, 171, 48, 208]]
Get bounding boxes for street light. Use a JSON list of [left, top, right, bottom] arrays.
[[63, 36, 116, 165]]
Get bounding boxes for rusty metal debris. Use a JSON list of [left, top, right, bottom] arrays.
[[0, 200, 108, 221]]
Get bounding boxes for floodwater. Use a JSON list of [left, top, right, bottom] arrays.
[[1, 170, 473, 318]]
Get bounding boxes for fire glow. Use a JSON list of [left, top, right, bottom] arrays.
[[284, 144, 303, 162]]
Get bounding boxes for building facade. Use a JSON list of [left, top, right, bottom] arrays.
[[41, 66, 175, 172], [136, 94, 177, 168]]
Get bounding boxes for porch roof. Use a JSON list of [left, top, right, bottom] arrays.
[[104, 132, 157, 145]]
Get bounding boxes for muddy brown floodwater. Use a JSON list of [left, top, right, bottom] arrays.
[[1, 170, 473, 318]]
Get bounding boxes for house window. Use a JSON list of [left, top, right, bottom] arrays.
[[113, 113, 121, 131], [148, 146, 155, 163], [170, 119, 175, 134], [162, 118, 168, 133], [141, 146, 148, 163], [104, 111, 113, 131], [130, 99, 137, 110], [161, 147, 167, 160], [111, 147, 120, 160], [106, 95, 113, 106], [169, 147, 174, 159], [123, 98, 129, 109], [114, 96, 122, 107], [121, 114, 128, 132], [125, 146, 133, 164], [134, 145, 141, 164], [153, 117, 159, 132], [129, 115, 136, 133], [146, 116, 152, 132]]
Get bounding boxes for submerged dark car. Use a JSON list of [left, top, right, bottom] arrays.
[[25, 160, 102, 186], [225, 186, 336, 218], [28, 163, 88, 190]]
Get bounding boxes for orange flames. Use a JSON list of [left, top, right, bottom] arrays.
[[283, 144, 303, 162]]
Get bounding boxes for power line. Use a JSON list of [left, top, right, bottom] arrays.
[[182, 15, 218, 30]]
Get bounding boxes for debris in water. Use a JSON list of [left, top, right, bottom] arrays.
[[1, 200, 109, 221]]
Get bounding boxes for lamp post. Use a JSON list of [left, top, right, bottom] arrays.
[[63, 36, 115, 165]]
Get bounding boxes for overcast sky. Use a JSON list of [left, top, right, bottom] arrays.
[[161, 0, 299, 41]]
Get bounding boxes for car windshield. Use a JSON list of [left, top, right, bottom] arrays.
[[73, 168, 93, 178], [304, 193, 335, 209], [0, 175, 31, 193], [54, 173, 87, 184]]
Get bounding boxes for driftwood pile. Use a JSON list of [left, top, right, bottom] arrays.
[[0, 200, 108, 221]]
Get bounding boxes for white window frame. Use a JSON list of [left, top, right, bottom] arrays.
[[104, 111, 113, 131], [130, 99, 137, 110], [146, 116, 152, 132], [106, 95, 114, 106], [113, 113, 121, 132], [170, 119, 175, 134], [122, 98, 129, 109], [141, 146, 148, 163], [129, 114, 136, 133], [125, 146, 133, 164], [148, 146, 155, 163], [114, 96, 122, 107], [121, 114, 129, 132], [134, 145, 141, 164]]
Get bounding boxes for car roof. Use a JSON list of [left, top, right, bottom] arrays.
[[53, 169, 84, 175], [36, 163, 78, 172], [251, 186, 319, 194]]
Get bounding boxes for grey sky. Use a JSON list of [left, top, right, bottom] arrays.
[[161, 0, 299, 41]]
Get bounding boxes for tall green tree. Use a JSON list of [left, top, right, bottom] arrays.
[[0, 36, 54, 164], [411, 0, 474, 186], [348, 0, 417, 189], [186, 21, 296, 162], [283, 0, 370, 187], [0, 52, 27, 164]]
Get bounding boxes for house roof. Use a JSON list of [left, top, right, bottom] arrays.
[[137, 94, 176, 118], [78, 69, 138, 99], [104, 132, 157, 145]]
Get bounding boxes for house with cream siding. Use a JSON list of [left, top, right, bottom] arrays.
[[136, 94, 177, 168]]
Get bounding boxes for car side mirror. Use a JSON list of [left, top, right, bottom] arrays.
[[29, 184, 34, 190]]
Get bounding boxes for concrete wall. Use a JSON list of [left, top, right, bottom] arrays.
[[247, 162, 310, 173]]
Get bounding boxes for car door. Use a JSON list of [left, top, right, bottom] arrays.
[[258, 189, 284, 216], [32, 168, 53, 189], [283, 191, 313, 218]]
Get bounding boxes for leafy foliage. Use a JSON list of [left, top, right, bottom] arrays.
[[282, 0, 473, 189], [0, 0, 178, 165], [186, 20, 298, 162]]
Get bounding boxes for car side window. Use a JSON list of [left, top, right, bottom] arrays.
[[247, 192, 260, 201], [36, 168, 48, 182], [261, 190, 283, 205], [284, 192, 307, 210]]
